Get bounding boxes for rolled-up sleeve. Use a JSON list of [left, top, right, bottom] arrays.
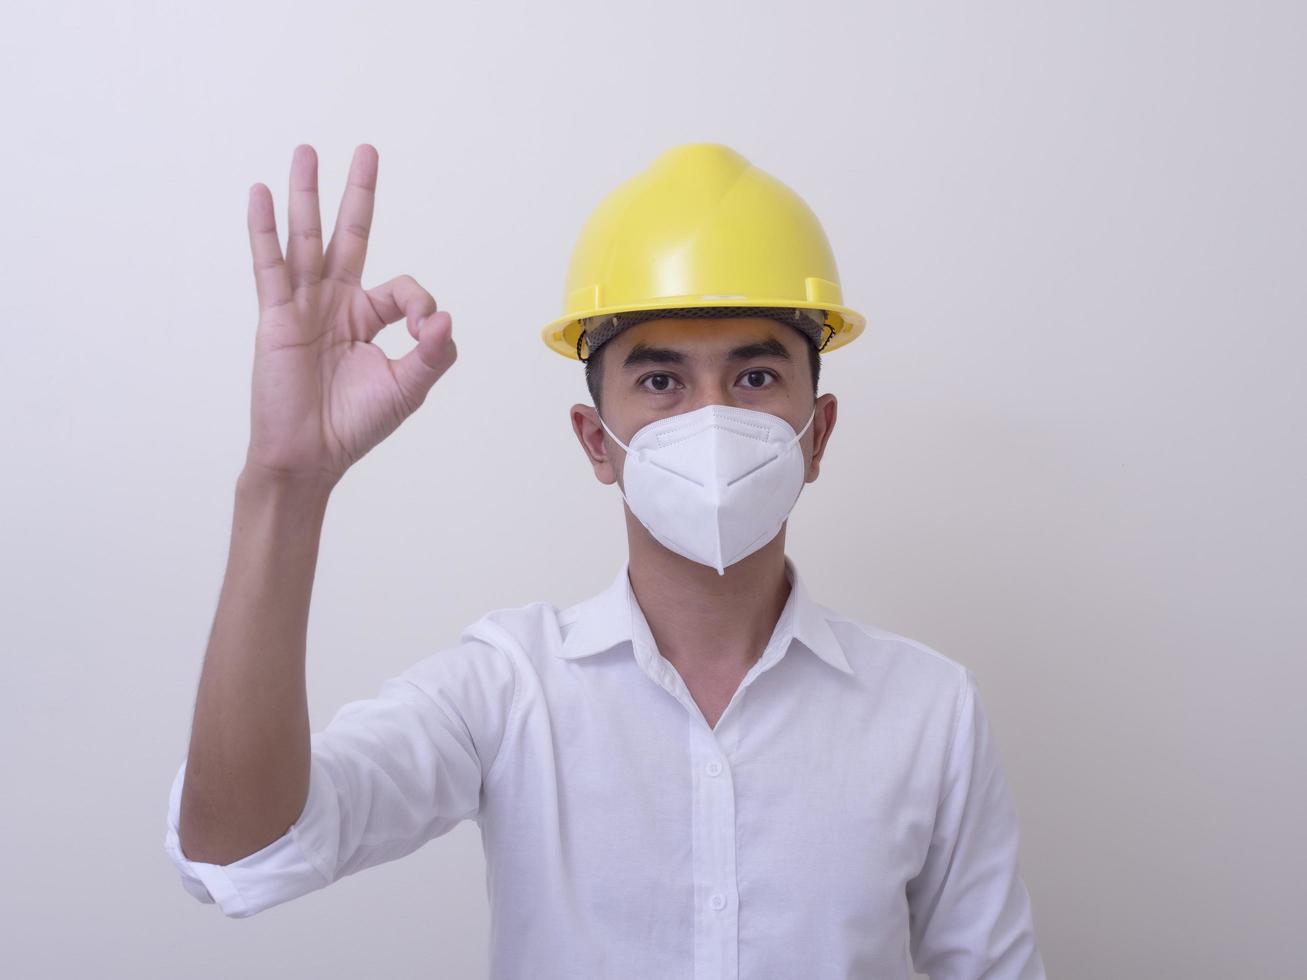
[[906, 667, 1046, 979], [163, 637, 518, 918]]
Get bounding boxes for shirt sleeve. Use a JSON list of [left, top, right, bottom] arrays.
[[906, 667, 1047, 979], [163, 637, 517, 918]]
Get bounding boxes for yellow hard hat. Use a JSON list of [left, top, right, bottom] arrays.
[[541, 142, 866, 360]]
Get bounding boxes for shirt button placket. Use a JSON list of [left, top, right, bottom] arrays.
[[691, 723, 738, 980]]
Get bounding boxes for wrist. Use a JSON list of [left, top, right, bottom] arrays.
[[236, 463, 337, 509]]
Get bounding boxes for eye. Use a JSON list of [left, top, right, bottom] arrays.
[[637, 372, 682, 394], [739, 369, 778, 389]]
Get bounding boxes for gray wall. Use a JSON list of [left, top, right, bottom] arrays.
[[2, 1, 1302, 977]]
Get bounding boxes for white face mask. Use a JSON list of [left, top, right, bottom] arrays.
[[597, 403, 817, 575]]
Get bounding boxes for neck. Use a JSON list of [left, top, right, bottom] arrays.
[[624, 514, 792, 676]]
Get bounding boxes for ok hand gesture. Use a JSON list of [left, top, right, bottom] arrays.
[[243, 144, 457, 489]]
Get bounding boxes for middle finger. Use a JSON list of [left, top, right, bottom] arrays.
[[323, 143, 378, 288], [286, 144, 324, 291]]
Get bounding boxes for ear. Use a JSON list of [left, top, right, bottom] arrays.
[[571, 403, 620, 486], [804, 393, 837, 483]]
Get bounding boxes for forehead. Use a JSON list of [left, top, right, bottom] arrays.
[[604, 316, 805, 362]]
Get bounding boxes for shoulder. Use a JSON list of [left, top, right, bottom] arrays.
[[821, 605, 973, 706], [455, 595, 571, 659], [391, 583, 602, 697], [379, 597, 552, 693]]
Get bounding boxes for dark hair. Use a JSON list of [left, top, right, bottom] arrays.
[[584, 321, 821, 413]]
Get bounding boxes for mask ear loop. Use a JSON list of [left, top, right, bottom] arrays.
[[793, 324, 828, 445], [595, 413, 639, 511], [596, 413, 632, 456], [790, 405, 818, 447], [791, 318, 827, 445]]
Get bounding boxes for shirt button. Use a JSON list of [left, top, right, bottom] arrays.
[[710, 893, 726, 911], [705, 760, 723, 777]]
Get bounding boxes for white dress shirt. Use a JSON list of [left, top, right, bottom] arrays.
[[164, 556, 1045, 979]]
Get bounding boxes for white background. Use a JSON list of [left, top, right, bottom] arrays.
[[1, 1, 1303, 977]]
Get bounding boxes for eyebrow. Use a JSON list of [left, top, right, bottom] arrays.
[[621, 336, 793, 369]]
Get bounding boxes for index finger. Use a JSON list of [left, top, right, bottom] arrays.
[[322, 144, 378, 288]]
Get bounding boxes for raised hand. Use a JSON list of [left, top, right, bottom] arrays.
[[242, 144, 457, 488]]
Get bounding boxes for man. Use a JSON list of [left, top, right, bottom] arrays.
[[165, 141, 1046, 979]]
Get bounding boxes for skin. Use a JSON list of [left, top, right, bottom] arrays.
[[571, 318, 837, 728]]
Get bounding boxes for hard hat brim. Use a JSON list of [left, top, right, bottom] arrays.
[[542, 299, 866, 361]]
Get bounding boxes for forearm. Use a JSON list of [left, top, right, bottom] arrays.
[[177, 465, 333, 866]]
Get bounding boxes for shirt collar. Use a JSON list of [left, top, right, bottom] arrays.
[[557, 555, 854, 676]]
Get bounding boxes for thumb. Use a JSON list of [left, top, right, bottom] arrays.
[[391, 310, 457, 406]]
